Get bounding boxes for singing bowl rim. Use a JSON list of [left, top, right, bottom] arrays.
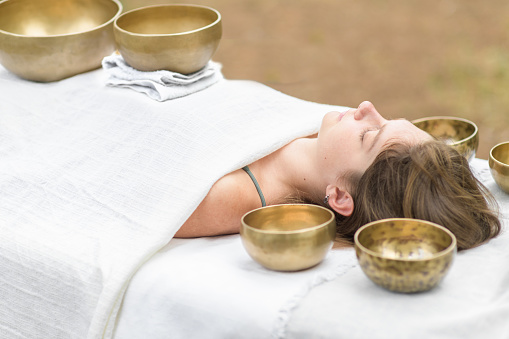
[[411, 116, 478, 147], [114, 4, 221, 38], [241, 204, 335, 235], [354, 218, 457, 262], [489, 141, 509, 168], [0, 0, 123, 38]]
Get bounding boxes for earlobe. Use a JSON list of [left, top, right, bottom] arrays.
[[325, 185, 354, 217]]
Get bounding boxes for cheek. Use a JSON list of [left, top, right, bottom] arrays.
[[320, 131, 355, 161], [319, 112, 339, 134], [320, 145, 351, 170], [317, 121, 364, 166]]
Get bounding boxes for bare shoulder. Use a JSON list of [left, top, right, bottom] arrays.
[[174, 168, 263, 238]]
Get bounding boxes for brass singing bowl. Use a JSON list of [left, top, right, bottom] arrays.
[[240, 204, 336, 272], [412, 116, 479, 161], [489, 142, 509, 194], [114, 4, 222, 74], [0, 0, 122, 82], [354, 218, 457, 293]]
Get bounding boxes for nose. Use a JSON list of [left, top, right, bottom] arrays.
[[354, 101, 383, 121]]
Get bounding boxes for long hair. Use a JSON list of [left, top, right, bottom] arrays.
[[295, 140, 501, 251]]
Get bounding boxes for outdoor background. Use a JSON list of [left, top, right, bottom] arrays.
[[121, 0, 509, 159]]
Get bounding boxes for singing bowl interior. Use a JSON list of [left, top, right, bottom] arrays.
[[354, 218, 457, 293], [116, 5, 218, 35], [0, 0, 122, 82], [0, 0, 120, 35], [489, 142, 509, 194], [114, 4, 222, 74], [412, 116, 478, 161], [240, 204, 336, 272]]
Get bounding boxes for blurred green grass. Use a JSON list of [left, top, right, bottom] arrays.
[[119, 0, 509, 159]]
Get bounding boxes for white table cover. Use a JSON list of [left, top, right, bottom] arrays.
[[112, 160, 509, 339], [2, 64, 507, 339], [0, 65, 344, 339]]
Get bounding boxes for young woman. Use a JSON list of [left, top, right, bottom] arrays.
[[175, 101, 501, 251]]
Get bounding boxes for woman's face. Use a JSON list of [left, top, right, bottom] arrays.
[[317, 101, 432, 182]]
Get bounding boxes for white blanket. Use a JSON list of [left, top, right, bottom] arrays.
[[0, 65, 345, 338], [112, 159, 509, 339]]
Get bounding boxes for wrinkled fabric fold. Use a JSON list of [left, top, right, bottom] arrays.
[[0, 64, 345, 339], [101, 54, 224, 101]]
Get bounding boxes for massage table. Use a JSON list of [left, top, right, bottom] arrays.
[[1, 63, 508, 339]]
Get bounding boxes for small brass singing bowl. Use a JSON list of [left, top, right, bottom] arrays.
[[354, 218, 457, 293], [489, 142, 509, 194], [0, 0, 122, 82], [240, 204, 336, 272], [412, 116, 479, 161], [114, 4, 222, 74]]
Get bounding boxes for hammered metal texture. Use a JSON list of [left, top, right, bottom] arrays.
[[355, 218, 457, 293], [413, 116, 478, 161]]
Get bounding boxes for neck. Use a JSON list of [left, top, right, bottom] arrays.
[[259, 137, 326, 203]]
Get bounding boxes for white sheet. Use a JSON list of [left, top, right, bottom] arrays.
[[3, 64, 507, 339], [113, 158, 509, 339], [114, 236, 358, 339], [0, 65, 345, 338], [285, 159, 509, 339]]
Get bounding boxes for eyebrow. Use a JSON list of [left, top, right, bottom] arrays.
[[368, 123, 388, 152]]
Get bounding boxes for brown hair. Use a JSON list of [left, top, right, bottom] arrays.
[[308, 140, 501, 251]]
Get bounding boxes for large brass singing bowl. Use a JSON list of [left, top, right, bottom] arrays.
[[114, 4, 222, 74], [489, 141, 509, 194], [0, 0, 122, 82], [355, 218, 457, 293], [412, 116, 479, 161], [240, 204, 336, 272]]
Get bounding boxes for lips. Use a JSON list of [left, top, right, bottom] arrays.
[[338, 109, 350, 122]]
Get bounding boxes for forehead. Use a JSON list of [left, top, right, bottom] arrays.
[[384, 119, 432, 143]]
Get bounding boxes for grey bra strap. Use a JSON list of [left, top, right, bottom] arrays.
[[242, 166, 266, 207]]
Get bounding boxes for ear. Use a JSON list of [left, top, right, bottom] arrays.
[[325, 185, 354, 217]]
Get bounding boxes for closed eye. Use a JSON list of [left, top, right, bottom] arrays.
[[359, 127, 379, 142]]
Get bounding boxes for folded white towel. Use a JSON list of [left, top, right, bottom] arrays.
[[101, 54, 224, 101]]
